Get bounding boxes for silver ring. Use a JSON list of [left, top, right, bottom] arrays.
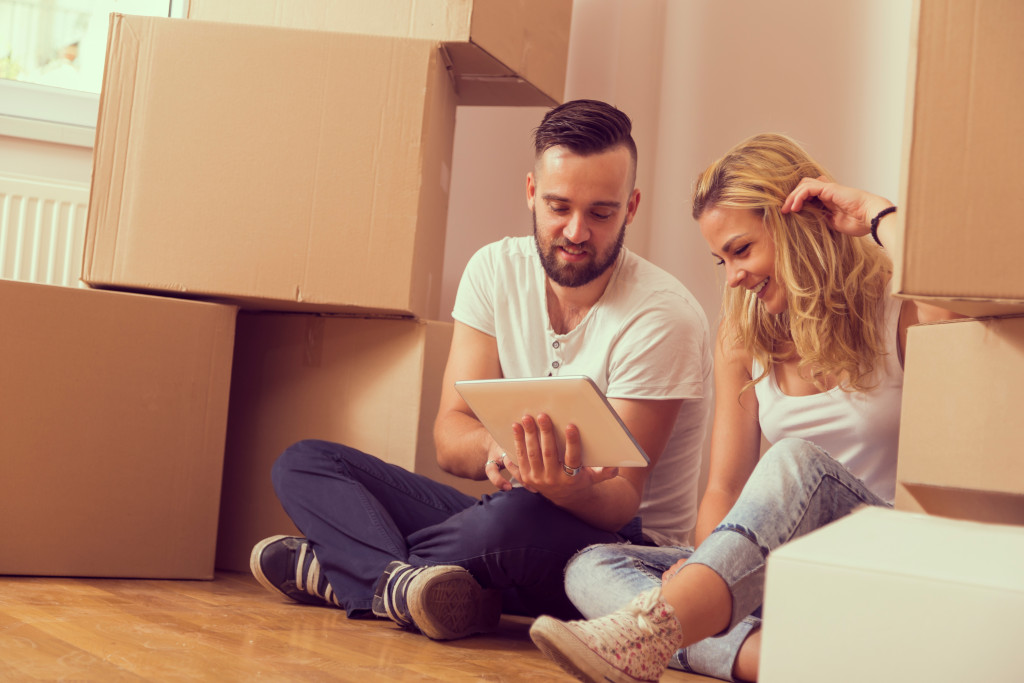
[[562, 463, 582, 477], [486, 457, 506, 471]]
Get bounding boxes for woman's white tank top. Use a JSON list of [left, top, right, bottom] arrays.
[[752, 295, 904, 503]]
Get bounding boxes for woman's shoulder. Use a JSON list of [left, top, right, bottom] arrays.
[[714, 318, 755, 370]]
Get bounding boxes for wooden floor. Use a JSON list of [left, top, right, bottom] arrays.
[[0, 571, 714, 681]]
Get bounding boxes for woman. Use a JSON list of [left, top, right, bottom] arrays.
[[524, 133, 960, 683]]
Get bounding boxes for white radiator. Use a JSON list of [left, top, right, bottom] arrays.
[[0, 173, 89, 288]]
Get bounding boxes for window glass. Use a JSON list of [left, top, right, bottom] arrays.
[[1, 0, 180, 93], [0, 0, 183, 134]]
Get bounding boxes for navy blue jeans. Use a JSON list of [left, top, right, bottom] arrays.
[[271, 439, 642, 619]]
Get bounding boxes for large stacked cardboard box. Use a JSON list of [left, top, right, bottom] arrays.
[[892, 0, 1024, 526], [84, 16, 459, 319], [0, 280, 235, 579], [896, 315, 1024, 524], [83, 5, 571, 317], [71, 7, 571, 576], [888, 0, 1024, 317], [760, 1, 1024, 676]]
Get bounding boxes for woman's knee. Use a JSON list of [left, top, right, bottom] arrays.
[[760, 438, 830, 476], [565, 543, 677, 618]]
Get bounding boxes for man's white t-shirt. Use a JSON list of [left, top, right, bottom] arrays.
[[452, 236, 713, 545]]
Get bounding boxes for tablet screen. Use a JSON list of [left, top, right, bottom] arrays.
[[454, 375, 650, 468]]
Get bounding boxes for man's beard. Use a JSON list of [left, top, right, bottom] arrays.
[[533, 211, 626, 288]]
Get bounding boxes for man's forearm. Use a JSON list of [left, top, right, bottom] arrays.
[[434, 410, 500, 480]]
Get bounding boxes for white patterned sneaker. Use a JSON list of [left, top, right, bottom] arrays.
[[529, 587, 684, 683]]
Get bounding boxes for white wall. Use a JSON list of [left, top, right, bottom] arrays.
[[440, 0, 914, 331], [648, 0, 913, 330]]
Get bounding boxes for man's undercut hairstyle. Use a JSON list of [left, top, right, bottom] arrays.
[[532, 99, 637, 167]]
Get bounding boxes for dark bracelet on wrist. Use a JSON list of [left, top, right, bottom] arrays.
[[869, 206, 896, 247]]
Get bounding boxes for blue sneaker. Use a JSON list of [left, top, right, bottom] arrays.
[[250, 535, 340, 608], [371, 561, 501, 640]]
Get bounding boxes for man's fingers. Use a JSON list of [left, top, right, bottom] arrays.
[[535, 413, 560, 465], [562, 422, 582, 469]]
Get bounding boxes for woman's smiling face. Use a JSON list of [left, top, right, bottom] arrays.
[[699, 206, 786, 315]]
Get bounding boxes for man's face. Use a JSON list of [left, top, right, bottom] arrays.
[[527, 145, 639, 289]]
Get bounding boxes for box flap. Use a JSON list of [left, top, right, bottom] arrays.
[[187, 0, 568, 105], [466, 0, 570, 104], [899, 483, 1024, 526]]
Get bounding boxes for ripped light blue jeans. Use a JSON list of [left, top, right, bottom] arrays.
[[564, 438, 890, 682]]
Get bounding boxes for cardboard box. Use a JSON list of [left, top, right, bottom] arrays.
[[761, 507, 1024, 683], [891, 0, 1024, 316], [895, 315, 1024, 525], [216, 312, 492, 571], [0, 280, 235, 579], [84, 14, 457, 319], [187, 0, 572, 106]]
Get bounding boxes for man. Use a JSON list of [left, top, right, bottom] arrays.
[[250, 99, 712, 641]]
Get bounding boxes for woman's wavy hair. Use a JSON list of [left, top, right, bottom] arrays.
[[692, 133, 893, 393]]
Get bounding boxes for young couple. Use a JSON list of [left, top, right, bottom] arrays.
[[249, 99, 956, 682]]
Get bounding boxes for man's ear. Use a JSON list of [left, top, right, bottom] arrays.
[[526, 171, 536, 211], [625, 188, 641, 224]]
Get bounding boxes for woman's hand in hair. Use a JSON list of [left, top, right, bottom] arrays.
[[782, 176, 894, 237]]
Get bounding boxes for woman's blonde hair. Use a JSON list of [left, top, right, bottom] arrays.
[[692, 133, 893, 393]]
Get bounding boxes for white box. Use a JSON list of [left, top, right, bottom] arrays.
[[761, 507, 1024, 683]]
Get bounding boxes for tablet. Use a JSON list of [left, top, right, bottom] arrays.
[[454, 375, 650, 468]]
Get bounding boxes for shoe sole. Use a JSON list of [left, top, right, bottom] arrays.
[[530, 616, 647, 683], [250, 534, 292, 598], [405, 566, 502, 641]]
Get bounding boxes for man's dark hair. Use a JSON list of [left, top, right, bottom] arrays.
[[532, 99, 637, 165]]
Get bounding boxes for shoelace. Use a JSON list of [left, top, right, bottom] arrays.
[[624, 588, 663, 636], [295, 542, 338, 606]]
